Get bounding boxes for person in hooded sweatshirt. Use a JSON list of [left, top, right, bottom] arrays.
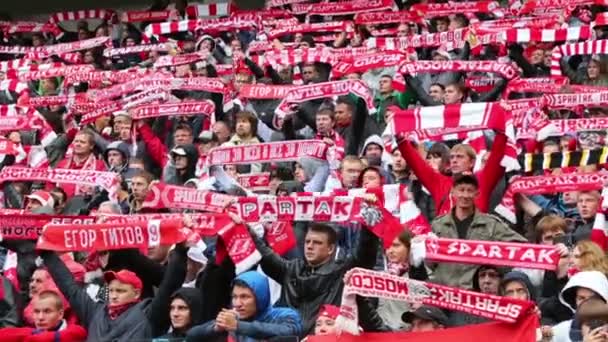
[[40, 242, 188, 342], [185, 271, 303, 342], [103, 141, 138, 183], [552, 271, 608, 342], [156, 288, 203, 342], [163, 144, 199, 186], [294, 157, 329, 193]]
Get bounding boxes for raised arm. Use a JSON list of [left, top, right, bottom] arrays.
[[397, 139, 443, 202], [137, 121, 168, 168], [146, 244, 188, 336], [41, 251, 101, 327], [347, 225, 380, 270], [404, 75, 440, 106], [249, 228, 289, 283], [477, 132, 506, 212]]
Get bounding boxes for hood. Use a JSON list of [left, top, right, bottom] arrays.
[[171, 287, 203, 327], [560, 271, 608, 312], [103, 141, 130, 169], [360, 135, 384, 157], [500, 271, 537, 302], [297, 157, 324, 181], [172, 144, 199, 180], [472, 265, 507, 292], [234, 271, 270, 319]]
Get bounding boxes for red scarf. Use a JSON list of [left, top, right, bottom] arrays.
[[418, 237, 560, 270], [496, 172, 607, 223], [336, 268, 534, 334], [206, 140, 329, 166], [108, 300, 140, 320], [35, 219, 188, 252]]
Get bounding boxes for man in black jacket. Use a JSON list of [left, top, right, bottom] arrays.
[[41, 243, 188, 342], [249, 221, 379, 335]]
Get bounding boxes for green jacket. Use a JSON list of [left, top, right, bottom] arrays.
[[372, 89, 416, 126], [430, 210, 526, 289]]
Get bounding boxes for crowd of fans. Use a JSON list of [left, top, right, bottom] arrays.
[[1, 0, 608, 341]]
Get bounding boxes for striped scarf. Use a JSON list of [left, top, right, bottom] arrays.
[[519, 148, 608, 173]]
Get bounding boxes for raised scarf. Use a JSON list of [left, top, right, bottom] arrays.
[[130, 100, 215, 120], [336, 268, 534, 335], [35, 219, 187, 252], [398, 60, 520, 80], [387, 102, 520, 171], [275, 80, 375, 118], [48, 9, 116, 24], [0, 166, 120, 201], [290, 0, 395, 16], [550, 40, 608, 77], [206, 140, 329, 166], [496, 172, 608, 223], [413, 237, 560, 270], [102, 43, 174, 58]]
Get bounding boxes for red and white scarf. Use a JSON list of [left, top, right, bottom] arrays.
[[275, 80, 375, 118], [130, 100, 215, 120], [542, 91, 608, 108], [267, 21, 354, 39], [291, 0, 395, 16], [503, 26, 591, 43], [388, 102, 520, 171], [505, 76, 569, 96], [414, 237, 560, 270], [0, 166, 120, 201], [551, 40, 608, 77], [0, 212, 95, 240], [354, 11, 423, 25], [185, 3, 232, 18], [207, 139, 329, 166], [496, 172, 608, 223], [238, 84, 296, 100], [1, 22, 63, 38], [102, 43, 174, 57], [411, 1, 503, 17], [48, 9, 116, 24], [336, 268, 534, 335], [36, 219, 187, 252], [332, 52, 406, 77], [81, 87, 170, 124], [590, 188, 608, 250], [366, 29, 468, 51], [142, 182, 235, 212], [237, 173, 271, 192], [399, 60, 520, 80], [120, 9, 179, 23], [153, 51, 209, 68], [234, 195, 362, 223]]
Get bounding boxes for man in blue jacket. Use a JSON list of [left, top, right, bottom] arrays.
[[186, 271, 303, 341]]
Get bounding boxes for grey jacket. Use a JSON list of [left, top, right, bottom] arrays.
[[430, 211, 526, 289], [42, 245, 187, 342]]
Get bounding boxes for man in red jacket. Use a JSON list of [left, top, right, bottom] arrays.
[[2, 290, 87, 342], [398, 132, 507, 215]]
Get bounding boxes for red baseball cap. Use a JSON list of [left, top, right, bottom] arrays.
[[103, 270, 142, 290], [317, 304, 340, 320]]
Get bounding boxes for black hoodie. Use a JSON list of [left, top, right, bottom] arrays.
[[159, 287, 204, 341], [163, 144, 200, 186]]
